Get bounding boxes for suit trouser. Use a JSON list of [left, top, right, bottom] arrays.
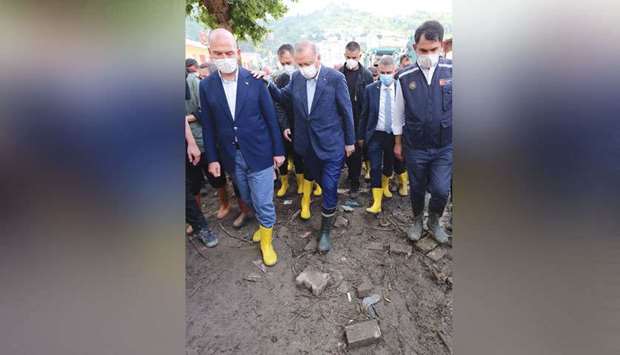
[[186, 155, 208, 232], [231, 150, 276, 228], [278, 139, 304, 176], [303, 148, 345, 214], [345, 142, 362, 189], [405, 144, 453, 216], [367, 131, 396, 188]]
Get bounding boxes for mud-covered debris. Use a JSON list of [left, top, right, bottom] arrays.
[[244, 273, 262, 282], [334, 216, 349, 228], [415, 237, 438, 253], [427, 247, 448, 262], [356, 280, 373, 298], [390, 242, 413, 256]]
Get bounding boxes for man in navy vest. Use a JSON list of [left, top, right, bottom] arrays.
[[255, 41, 356, 253], [199, 28, 285, 266], [393, 21, 452, 244]]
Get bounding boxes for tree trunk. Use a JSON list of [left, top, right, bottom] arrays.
[[204, 0, 232, 30]]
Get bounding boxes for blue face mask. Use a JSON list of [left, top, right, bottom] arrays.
[[380, 74, 394, 86]]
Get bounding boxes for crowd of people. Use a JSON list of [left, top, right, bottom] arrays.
[[185, 20, 453, 267]]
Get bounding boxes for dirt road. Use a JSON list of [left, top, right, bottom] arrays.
[[186, 177, 452, 354]]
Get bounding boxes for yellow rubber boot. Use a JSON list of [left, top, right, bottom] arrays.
[[276, 175, 289, 197], [364, 160, 371, 180], [313, 183, 322, 196], [287, 157, 294, 172], [259, 225, 278, 266], [398, 172, 409, 196], [366, 188, 384, 214], [382, 175, 393, 198], [296, 174, 304, 194], [300, 179, 313, 220], [252, 227, 261, 243]]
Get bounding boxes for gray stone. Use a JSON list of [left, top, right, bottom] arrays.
[[345, 319, 382, 347], [334, 215, 349, 228], [304, 237, 318, 251], [415, 237, 438, 253], [295, 269, 330, 296], [427, 247, 448, 261], [356, 281, 374, 298], [367, 242, 385, 251], [390, 242, 413, 256]]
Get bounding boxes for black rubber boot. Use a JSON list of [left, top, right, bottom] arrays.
[[318, 214, 334, 252], [407, 214, 424, 241], [428, 212, 450, 244]]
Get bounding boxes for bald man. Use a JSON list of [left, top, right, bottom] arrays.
[[198, 29, 285, 266], [255, 41, 356, 253]]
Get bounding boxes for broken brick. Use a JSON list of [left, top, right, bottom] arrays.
[[415, 237, 438, 253], [345, 319, 382, 347]]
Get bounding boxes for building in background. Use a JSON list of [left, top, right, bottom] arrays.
[[185, 38, 210, 64]]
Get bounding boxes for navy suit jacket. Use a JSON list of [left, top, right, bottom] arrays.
[[198, 67, 284, 174], [268, 66, 355, 161], [359, 80, 386, 142]]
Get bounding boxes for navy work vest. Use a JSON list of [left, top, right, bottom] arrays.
[[397, 58, 452, 149]]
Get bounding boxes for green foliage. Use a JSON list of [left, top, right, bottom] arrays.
[[186, 0, 292, 43]]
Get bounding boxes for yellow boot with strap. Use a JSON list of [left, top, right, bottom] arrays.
[[300, 179, 313, 220], [276, 175, 289, 197], [398, 172, 409, 196], [258, 225, 277, 266], [366, 188, 383, 214], [381, 175, 393, 198]]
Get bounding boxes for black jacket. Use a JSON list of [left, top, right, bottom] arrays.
[[339, 63, 374, 137]]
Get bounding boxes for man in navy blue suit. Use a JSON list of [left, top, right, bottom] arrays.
[[358, 55, 402, 215], [255, 41, 356, 253], [199, 29, 285, 266]]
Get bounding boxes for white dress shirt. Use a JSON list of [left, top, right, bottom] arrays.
[[306, 66, 321, 113], [376, 82, 395, 132], [220, 69, 239, 120]]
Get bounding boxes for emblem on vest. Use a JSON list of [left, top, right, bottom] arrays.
[[408, 82, 416, 90]]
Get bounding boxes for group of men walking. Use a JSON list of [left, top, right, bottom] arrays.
[[185, 20, 453, 267]]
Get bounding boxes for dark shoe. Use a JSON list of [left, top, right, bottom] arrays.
[[428, 212, 450, 244], [406, 214, 424, 242], [318, 214, 334, 252], [232, 212, 251, 228], [197, 228, 219, 248]]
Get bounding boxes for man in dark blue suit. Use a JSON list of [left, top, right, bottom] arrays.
[[199, 29, 285, 266], [358, 55, 403, 214], [256, 41, 356, 252]]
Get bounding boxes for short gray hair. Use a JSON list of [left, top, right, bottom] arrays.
[[295, 40, 319, 56], [378, 55, 395, 67]]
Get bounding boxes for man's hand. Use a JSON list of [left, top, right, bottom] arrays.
[[283, 128, 292, 142], [187, 143, 201, 166], [273, 155, 285, 168], [345, 144, 355, 158], [185, 114, 197, 123], [394, 142, 403, 161], [251, 70, 270, 83], [208, 162, 221, 177]]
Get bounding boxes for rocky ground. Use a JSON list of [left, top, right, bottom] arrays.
[[186, 173, 453, 355]]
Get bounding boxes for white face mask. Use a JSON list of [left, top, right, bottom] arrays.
[[416, 53, 440, 70], [300, 64, 318, 79], [214, 58, 238, 74], [345, 58, 359, 70], [282, 64, 296, 74]]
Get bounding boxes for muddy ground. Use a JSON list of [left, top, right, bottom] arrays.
[[186, 173, 453, 355]]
